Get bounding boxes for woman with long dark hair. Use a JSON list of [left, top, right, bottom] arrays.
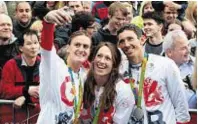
[[81, 42, 135, 124]]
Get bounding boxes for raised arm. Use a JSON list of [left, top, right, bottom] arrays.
[[41, 7, 72, 51]]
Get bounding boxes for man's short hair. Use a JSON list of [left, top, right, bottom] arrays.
[[17, 29, 39, 46], [163, 30, 188, 52], [142, 11, 164, 24], [15, 1, 32, 11], [117, 24, 143, 39], [71, 11, 95, 33]]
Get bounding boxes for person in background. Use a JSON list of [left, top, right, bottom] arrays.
[[54, 10, 95, 51], [81, 42, 134, 123], [152, 1, 188, 23], [122, 2, 133, 24], [163, 30, 196, 109], [92, 2, 128, 47], [68, 1, 84, 14], [131, 1, 154, 29], [167, 19, 183, 32], [30, 20, 43, 42], [37, 8, 92, 124], [0, 29, 40, 123], [91, 1, 108, 24], [142, 11, 164, 55], [31, 1, 65, 20], [82, 1, 92, 13], [0, 14, 19, 79], [13, 1, 35, 38], [152, 1, 194, 39], [117, 24, 190, 123]]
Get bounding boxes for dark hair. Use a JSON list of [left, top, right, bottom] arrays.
[[17, 29, 39, 46], [142, 11, 164, 24], [83, 42, 121, 111], [117, 24, 143, 39], [71, 11, 95, 33]]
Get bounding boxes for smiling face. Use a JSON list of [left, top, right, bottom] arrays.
[[67, 35, 91, 64], [143, 19, 162, 37], [0, 14, 13, 40], [16, 2, 32, 24], [94, 46, 113, 76], [118, 30, 144, 59], [109, 10, 126, 31], [168, 37, 190, 65]]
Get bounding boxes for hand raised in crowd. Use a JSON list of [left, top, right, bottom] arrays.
[[44, 6, 72, 26], [164, 1, 182, 10], [14, 96, 26, 108], [28, 86, 39, 98]]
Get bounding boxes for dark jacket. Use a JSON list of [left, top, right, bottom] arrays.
[[54, 24, 72, 50], [0, 55, 40, 102], [92, 27, 118, 47], [0, 36, 19, 79], [0, 55, 40, 123], [13, 18, 35, 38]]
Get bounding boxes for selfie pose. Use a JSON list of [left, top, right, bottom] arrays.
[[37, 8, 91, 124]]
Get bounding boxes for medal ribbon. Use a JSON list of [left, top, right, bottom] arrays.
[[93, 104, 101, 124], [93, 87, 104, 124], [129, 53, 148, 108], [68, 67, 83, 123]]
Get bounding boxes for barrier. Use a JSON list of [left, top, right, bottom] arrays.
[[0, 99, 197, 123], [0, 99, 40, 124]]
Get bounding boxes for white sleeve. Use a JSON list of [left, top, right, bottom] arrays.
[[165, 60, 190, 123], [113, 80, 135, 124], [39, 47, 64, 104]]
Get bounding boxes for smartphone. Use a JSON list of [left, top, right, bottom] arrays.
[[64, 8, 74, 17]]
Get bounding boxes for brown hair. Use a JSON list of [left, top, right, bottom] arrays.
[[67, 30, 91, 45], [108, 2, 128, 17], [83, 42, 121, 111]]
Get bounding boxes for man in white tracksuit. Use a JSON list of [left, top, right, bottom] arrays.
[[117, 24, 190, 124]]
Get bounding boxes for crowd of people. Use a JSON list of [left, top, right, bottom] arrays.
[[0, 1, 197, 124]]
